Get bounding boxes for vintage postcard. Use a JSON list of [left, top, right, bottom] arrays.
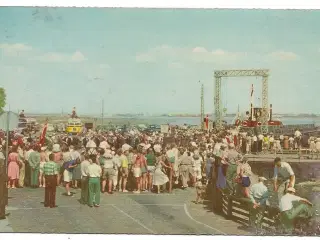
[[0, 2, 319, 238]]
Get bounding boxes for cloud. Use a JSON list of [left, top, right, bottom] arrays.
[[71, 51, 86, 62], [35, 50, 87, 63], [135, 53, 156, 63], [192, 47, 208, 53], [0, 43, 32, 57], [268, 51, 298, 61], [168, 62, 184, 69], [99, 63, 110, 69], [136, 45, 245, 64]]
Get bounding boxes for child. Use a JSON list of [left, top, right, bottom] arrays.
[[195, 178, 206, 204], [39, 147, 47, 187]]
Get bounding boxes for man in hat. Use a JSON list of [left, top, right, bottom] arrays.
[[273, 157, 295, 201], [80, 152, 90, 204], [29, 145, 41, 188], [249, 176, 269, 229], [101, 151, 116, 194], [43, 153, 59, 208], [279, 187, 313, 234], [294, 128, 302, 150], [226, 146, 241, 195], [87, 154, 102, 207], [178, 149, 194, 189]]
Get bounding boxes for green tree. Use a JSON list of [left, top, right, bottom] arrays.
[[0, 88, 6, 113]]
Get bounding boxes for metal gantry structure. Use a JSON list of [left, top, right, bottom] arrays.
[[214, 69, 270, 134], [200, 84, 205, 130]]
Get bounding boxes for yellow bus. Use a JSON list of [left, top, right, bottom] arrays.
[[66, 118, 83, 134]]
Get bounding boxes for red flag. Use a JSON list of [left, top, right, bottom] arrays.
[[205, 115, 209, 129], [251, 84, 254, 97], [39, 120, 48, 146]]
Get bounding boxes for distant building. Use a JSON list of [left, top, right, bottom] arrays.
[[0, 111, 20, 131]]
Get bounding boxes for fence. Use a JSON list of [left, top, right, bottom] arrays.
[[209, 184, 280, 230], [221, 193, 280, 230], [240, 124, 318, 137]]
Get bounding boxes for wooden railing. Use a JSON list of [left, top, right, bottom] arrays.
[[209, 185, 280, 230], [221, 193, 280, 229]]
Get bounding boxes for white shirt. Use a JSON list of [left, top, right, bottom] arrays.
[[193, 157, 202, 169], [258, 134, 263, 140], [80, 160, 91, 177], [103, 158, 115, 169], [113, 155, 121, 169], [249, 182, 268, 204], [63, 152, 72, 163], [294, 130, 302, 138], [252, 136, 257, 142], [0, 152, 5, 161], [153, 144, 162, 153], [289, 137, 294, 143], [70, 150, 81, 161], [274, 162, 294, 180], [279, 193, 302, 212], [26, 149, 34, 162], [213, 143, 221, 155], [269, 137, 274, 143], [86, 163, 102, 178]]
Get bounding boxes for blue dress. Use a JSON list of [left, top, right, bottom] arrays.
[[216, 166, 226, 189]]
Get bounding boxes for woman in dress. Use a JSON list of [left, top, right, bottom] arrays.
[[7, 146, 20, 189], [140, 149, 148, 192], [132, 150, 143, 193], [153, 152, 171, 194]]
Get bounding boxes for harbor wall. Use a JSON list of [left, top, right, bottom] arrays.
[[248, 159, 320, 181]]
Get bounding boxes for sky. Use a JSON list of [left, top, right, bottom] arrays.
[[0, 8, 320, 115]]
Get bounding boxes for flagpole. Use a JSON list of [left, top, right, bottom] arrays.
[[250, 84, 254, 120]]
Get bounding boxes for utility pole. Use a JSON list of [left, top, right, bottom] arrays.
[[200, 84, 204, 130], [101, 99, 104, 126]]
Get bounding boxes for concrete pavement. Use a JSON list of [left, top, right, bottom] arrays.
[[1, 186, 250, 235]]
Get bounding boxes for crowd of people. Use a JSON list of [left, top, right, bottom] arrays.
[[0, 115, 317, 234]]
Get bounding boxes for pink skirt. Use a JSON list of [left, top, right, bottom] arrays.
[[8, 162, 19, 180]]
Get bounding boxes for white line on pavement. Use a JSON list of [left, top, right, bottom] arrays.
[[0, 218, 14, 232], [6, 203, 184, 210], [183, 203, 226, 235], [111, 204, 156, 234], [9, 193, 176, 199]]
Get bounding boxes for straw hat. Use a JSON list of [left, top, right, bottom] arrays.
[[258, 176, 267, 181], [104, 153, 113, 159], [287, 187, 296, 193], [229, 143, 235, 148], [41, 146, 47, 151]]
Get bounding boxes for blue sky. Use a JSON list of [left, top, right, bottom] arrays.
[[0, 8, 319, 115]]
